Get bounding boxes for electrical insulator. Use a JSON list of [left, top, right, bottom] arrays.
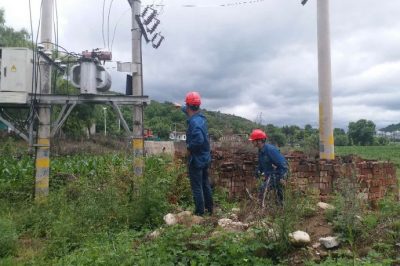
[[82, 50, 112, 61], [147, 19, 160, 34], [151, 33, 158, 42], [141, 6, 150, 17], [152, 34, 164, 49], [143, 8, 157, 25]]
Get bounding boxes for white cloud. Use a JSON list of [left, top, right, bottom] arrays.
[[1, 0, 399, 129]]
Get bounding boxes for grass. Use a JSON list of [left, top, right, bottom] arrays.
[[336, 145, 400, 171], [1, 138, 399, 265]]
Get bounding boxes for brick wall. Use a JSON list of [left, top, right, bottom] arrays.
[[208, 147, 398, 202]]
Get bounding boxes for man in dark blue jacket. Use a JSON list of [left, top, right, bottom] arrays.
[[249, 129, 288, 205], [182, 91, 213, 216]]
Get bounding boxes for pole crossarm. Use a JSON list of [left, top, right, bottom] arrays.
[[30, 94, 150, 105]]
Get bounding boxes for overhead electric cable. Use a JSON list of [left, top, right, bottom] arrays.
[[107, 0, 115, 50], [110, 8, 130, 52], [182, 0, 266, 8], [102, 0, 106, 48]]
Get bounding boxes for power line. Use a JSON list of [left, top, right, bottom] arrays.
[[102, 0, 106, 48], [181, 0, 266, 8], [110, 8, 130, 53], [106, 0, 115, 50]]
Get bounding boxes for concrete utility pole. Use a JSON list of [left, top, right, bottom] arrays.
[[129, 0, 145, 176], [35, 0, 53, 200], [316, 0, 334, 160], [103, 107, 107, 136]]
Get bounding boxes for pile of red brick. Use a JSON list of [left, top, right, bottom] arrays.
[[211, 150, 257, 198], [208, 148, 398, 202]]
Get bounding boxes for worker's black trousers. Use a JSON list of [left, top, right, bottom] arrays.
[[258, 174, 284, 205], [189, 165, 213, 216]]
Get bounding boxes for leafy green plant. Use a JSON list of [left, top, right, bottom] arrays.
[[0, 217, 18, 257], [128, 157, 175, 229]]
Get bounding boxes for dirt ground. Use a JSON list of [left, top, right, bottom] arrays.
[[287, 209, 336, 265]]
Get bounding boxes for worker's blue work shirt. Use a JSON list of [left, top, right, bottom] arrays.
[[186, 112, 211, 169], [258, 144, 288, 178]]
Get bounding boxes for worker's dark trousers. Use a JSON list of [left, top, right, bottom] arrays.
[[259, 174, 284, 205], [189, 165, 213, 216]]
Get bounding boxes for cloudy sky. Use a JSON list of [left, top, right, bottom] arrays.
[[1, 0, 400, 129]]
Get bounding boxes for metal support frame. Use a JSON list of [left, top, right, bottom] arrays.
[[32, 94, 149, 105], [110, 102, 131, 133], [0, 113, 29, 141], [51, 102, 77, 137], [0, 94, 149, 144]]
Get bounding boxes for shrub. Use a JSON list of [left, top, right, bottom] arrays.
[[0, 217, 18, 257], [128, 157, 178, 229]]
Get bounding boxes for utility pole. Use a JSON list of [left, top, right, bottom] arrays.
[[35, 0, 53, 200], [302, 0, 334, 160], [316, 0, 334, 160], [129, 0, 144, 176], [103, 107, 107, 136]]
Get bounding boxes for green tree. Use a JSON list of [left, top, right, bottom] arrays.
[[0, 9, 31, 135], [265, 124, 286, 147], [348, 119, 376, 146], [0, 9, 30, 47], [334, 128, 348, 146], [282, 125, 301, 146]]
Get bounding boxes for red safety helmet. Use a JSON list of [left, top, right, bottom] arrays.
[[185, 91, 201, 106], [249, 129, 268, 141]]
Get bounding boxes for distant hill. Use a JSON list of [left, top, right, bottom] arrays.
[[380, 123, 400, 132], [144, 100, 260, 140]]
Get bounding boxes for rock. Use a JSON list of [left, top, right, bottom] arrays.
[[176, 211, 193, 225], [163, 211, 204, 227], [319, 236, 340, 249], [163, 213, 177, 225], [289, 230, 311, 246], [217, 218, 249, 232], [317, 202, 335, 210], [148, 229, 161, 239], [231, 207, 240, 214], [229, 213, 239, 221], [267, 228, 279, 240], [189, 215, 204, 226], [176, 210, 192, 218], [319, 250, 329, 258], [176, 211, 204, 226], [312, 242, 321, 249]]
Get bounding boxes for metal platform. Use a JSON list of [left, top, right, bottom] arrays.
[[0, 93, 149, 143]]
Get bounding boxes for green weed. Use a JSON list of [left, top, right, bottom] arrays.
[[0, 216, 18, 258]]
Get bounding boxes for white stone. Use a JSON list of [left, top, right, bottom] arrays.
[[231, 207, 241, 213], [163, 213, 177, 225], [218, 218, 233, 227], [312, 242, 321, 249], [190, 215, 204, 226], [317, 202, 335, 210], [176, 211, 192, 218], [148, 229, 161, 239], [319, 236, 340, 249], [229, 213, 239, 221], [218, 218, 249, 232], [289, 230, 311, 246], [267, 228, 279, 240]]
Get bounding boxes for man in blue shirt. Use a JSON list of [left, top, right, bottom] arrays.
[[249, 129, 288, 205], [182, 92, 213, 216]]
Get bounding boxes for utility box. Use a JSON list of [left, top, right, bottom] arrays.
[[0, 47, 33, 104]]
